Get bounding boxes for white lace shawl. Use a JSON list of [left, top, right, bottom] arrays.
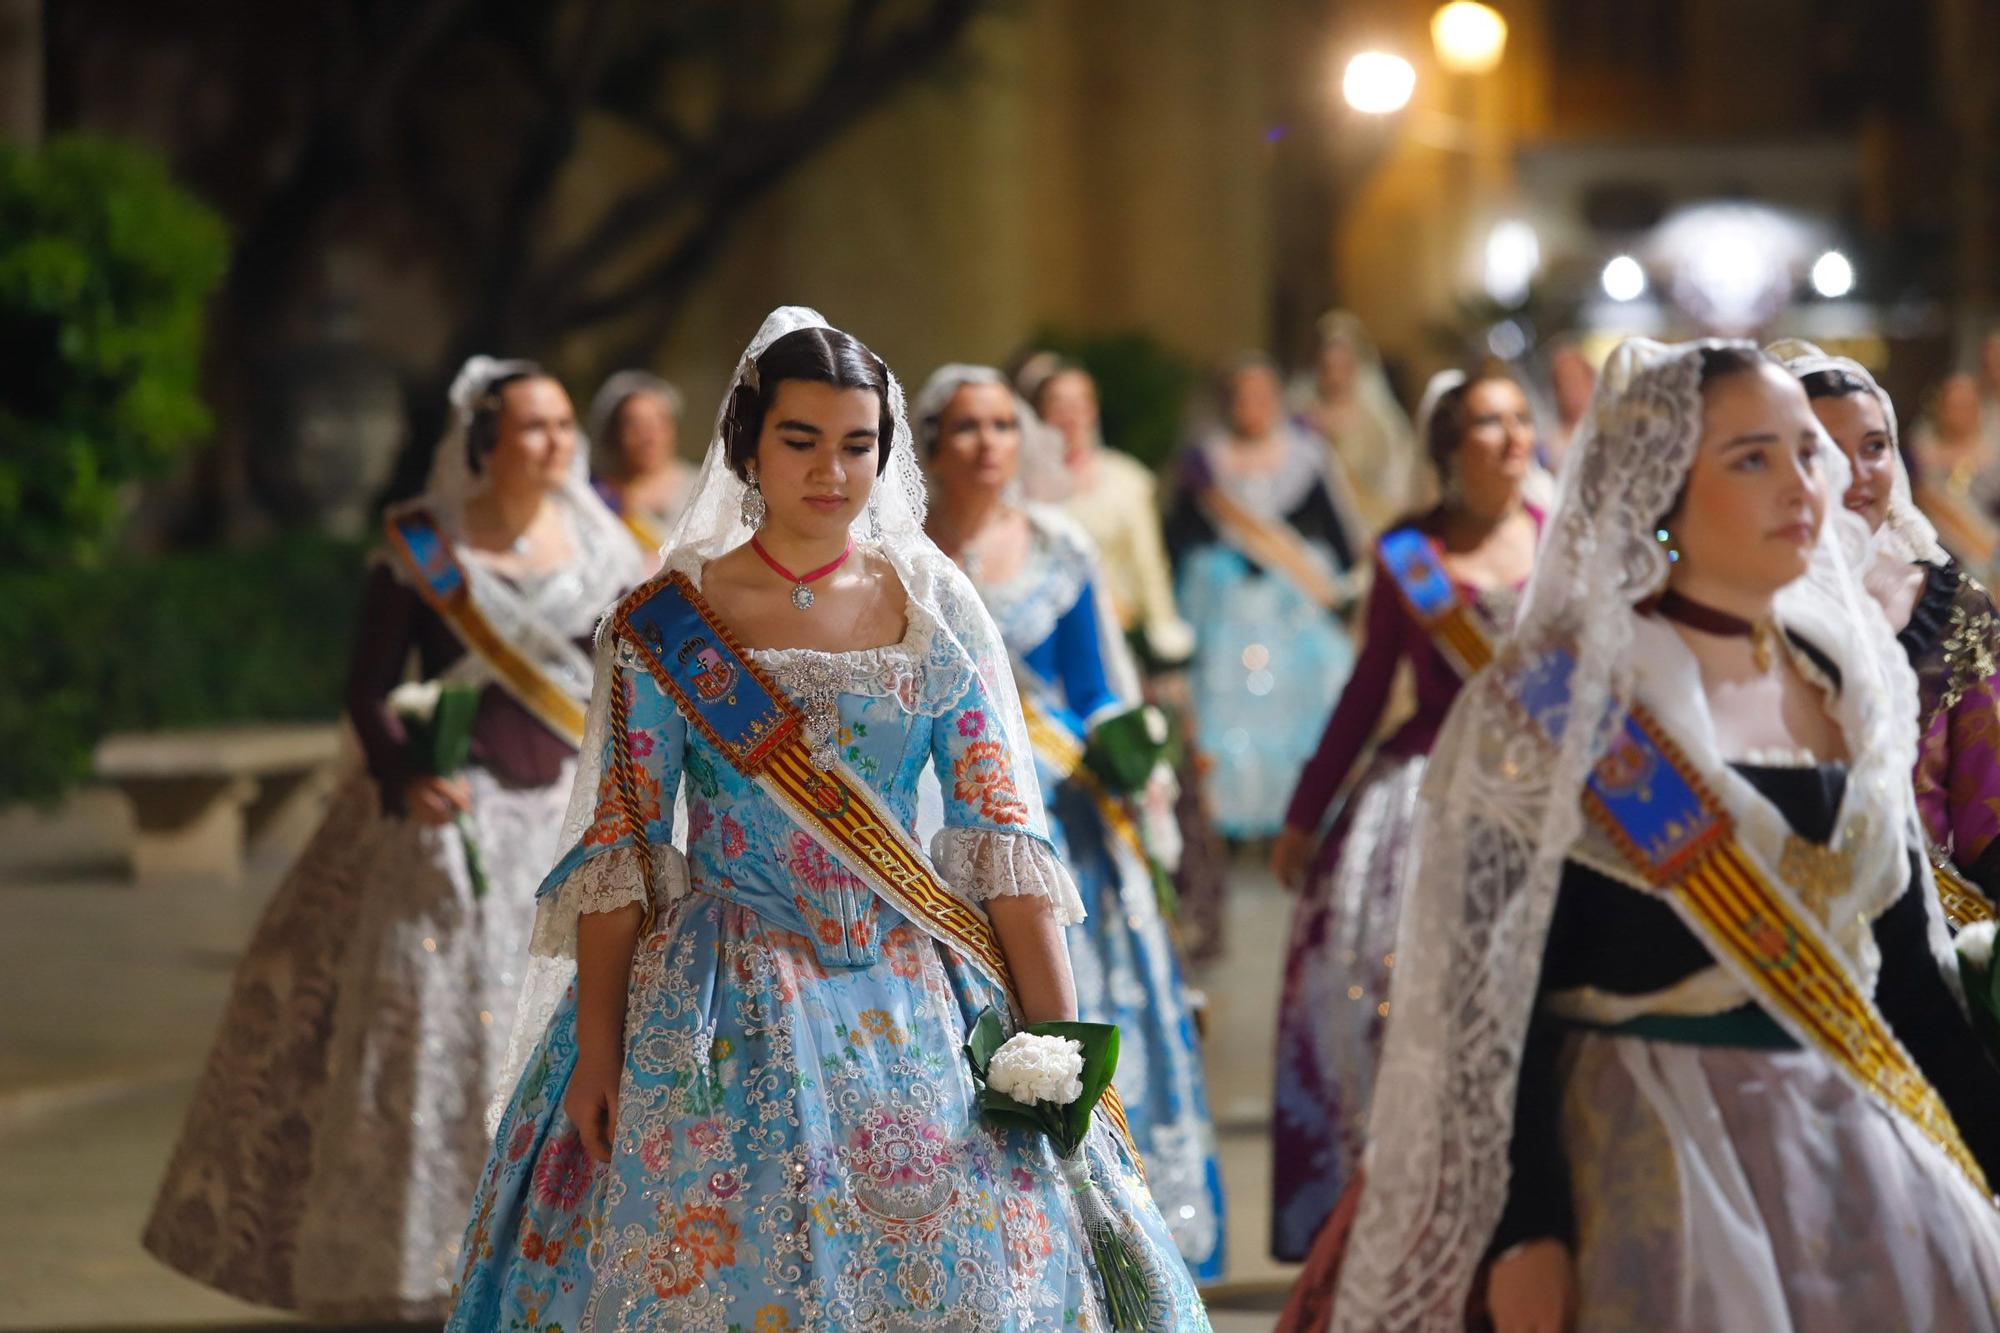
[[1331, 338, 1952, 1332], [377, 357, 649, 706]]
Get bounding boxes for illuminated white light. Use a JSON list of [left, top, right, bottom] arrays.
[[1484, 219, 1540, 307], [1343, 52, 1416, 115], [1601, 254, 1647, 302], [1650, 202, 1812, 333], [1811, 249, 1855, 299], [1431, 2, 1508, 75], [1487, 320, 1528, 360]]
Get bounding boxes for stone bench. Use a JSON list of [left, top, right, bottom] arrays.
[[93, 724, 346, 884]]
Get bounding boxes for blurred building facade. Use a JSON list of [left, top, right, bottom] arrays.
[[1325, 0, 1992, 407]]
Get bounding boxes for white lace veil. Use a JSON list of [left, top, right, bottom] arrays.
[[1768, 338, 1946, 568], [1331, 338, 1932, 1331], [914, 362, 1143, 707], [388, 356, 646, 707], [913, 362, 1072, 504], [586, 369, 683, 479], [1411, 369, 1466, 459]]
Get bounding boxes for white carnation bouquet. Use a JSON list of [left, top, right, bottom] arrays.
[[963, 1007, 1151, 1330]]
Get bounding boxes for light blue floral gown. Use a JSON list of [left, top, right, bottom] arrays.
[[447, 554, 1211, 1332], [1164, 428, 1359, 839], [970, 509, 1227, 1280]]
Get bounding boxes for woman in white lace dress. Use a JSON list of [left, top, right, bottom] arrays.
[[1297, 340, 2000, 1333], [144, 359, 646, 1321]]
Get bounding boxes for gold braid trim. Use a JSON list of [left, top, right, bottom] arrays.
[[607, 662, 660, 933]]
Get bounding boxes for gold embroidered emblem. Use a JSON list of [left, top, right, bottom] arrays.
[[1777, 833, 1855, 927]]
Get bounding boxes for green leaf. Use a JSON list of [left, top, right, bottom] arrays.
[[432, 681, 481, 772], [1025, 1020, 1121, 1152], [962, 1006, 1008, 1078], [975, 1087, 1055, 1136]]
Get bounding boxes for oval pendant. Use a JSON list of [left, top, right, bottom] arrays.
[[791, 583, 815, 611]]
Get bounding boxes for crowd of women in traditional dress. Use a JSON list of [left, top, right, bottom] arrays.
[[135, 302, 2000, 1332]]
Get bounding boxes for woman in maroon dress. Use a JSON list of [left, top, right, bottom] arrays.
[[1267, 368, 1542, 1260], [144, 358, 647, 1321]]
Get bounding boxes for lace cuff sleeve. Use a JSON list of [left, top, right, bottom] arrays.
[[527, 843, 692, 959], [929, 827, 1086, 926]]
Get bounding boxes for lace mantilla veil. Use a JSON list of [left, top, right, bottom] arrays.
[[381, 356, 647, 730], [1766, 337, 1947, 569], [1329, 337, 1944, 1331], [494, 309, 1069, 1117]]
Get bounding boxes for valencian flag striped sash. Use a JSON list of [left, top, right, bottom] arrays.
[[605, 571, 1140, 1157]]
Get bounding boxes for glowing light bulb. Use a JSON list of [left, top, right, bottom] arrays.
[[1601, 254, 1647, 302], [1343, 52, 1416, 115], [1811, 249, 1855, 299], [1431, 2, 1508, 75]]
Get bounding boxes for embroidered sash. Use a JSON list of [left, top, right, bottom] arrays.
[[383, 508, 589, 747], [1199, 483, 1349, 612], [1378, 527, 1495, 679], [607, 571, 1139, 1152], [1507, 646, 1991, 1197]]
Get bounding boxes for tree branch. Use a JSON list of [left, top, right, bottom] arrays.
[[547, 0, 986, 335]]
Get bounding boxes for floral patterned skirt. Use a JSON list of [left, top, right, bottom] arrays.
[[1270, 752, 1424, 1261], [448, 890, 1213, 1332], [1054, 779, 1227, 1281], [144, 762, 566, 1321]]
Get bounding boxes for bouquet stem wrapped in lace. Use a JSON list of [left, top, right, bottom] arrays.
[[390, 680, 488, 897], [964, 1007, 1151, 1331]]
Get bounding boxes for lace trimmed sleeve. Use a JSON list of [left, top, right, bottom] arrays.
[[929, 826, 1086, 925], [526, 646, 689, 958], [926, 636, 1086, 925]]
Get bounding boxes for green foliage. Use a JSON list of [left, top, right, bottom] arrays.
[[1029, 328, 1199, 472], [0, 136, 229, 568], [0, 536, 365, 804]]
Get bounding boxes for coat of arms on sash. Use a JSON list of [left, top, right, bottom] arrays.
[[678, 639, 737, 702]]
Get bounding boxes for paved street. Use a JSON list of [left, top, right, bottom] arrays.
[[0, 788, 1298, 1331]]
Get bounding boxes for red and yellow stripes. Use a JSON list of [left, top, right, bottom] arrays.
[[757, 730, 1142, 1162], [1426, 602, 1495, 679], [1602, 815, 1988, 1194]]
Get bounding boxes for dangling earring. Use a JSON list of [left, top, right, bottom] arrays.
[[860, 492, 880, 542], [1653, 525, 1681, 590], [741, 466, 768, 529]]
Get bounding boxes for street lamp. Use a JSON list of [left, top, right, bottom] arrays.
[[1810, 249, 1855, 299], [1343, 52, 1417, 115], [1601, 255, 1647, 302], [1432, 2, 1508, 75]]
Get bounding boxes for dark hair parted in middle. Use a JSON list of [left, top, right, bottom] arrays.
[[1695, 343, 1774, 388], [1797, 366, 1874, 403], [466, 367, 546, 474], [721, 326, 895, 480]]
